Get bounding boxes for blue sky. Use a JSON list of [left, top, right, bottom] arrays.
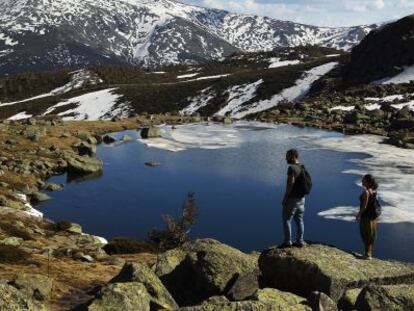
[[181, 0, 414, 27]]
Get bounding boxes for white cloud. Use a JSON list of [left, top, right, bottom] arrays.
[[191, 0, 412, 26], [398, 0, 414, 9]]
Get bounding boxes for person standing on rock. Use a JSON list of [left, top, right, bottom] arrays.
[[280, 149, 312, 248], [356, 174, 380, 260]]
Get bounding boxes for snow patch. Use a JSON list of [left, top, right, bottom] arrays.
[[8, 111, 33, 120], [268, 58, 300, 69], [216, 80, 263, 117], [365, 94, 406, 102], [373, 65, 414, 85], [330, 99, 414, 112], [0, 69, 103, 107], [177, 73, 199, 79], [44, 88, 123, 121], [232, 62, 338, 119], [0, 33, 18, 46], [184, 74, 230, 82], [180, 87, 215, 115]]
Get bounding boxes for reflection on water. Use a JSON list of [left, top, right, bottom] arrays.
[[67, 171, 103, 183], [39, 123, 414, 262]]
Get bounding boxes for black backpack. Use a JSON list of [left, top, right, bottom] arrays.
[[371, 193, 382, 219], [297, 165, 312, 196]]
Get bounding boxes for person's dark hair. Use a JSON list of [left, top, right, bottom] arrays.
[[286, 149, 299, 159], [363, 174, 378, 190]]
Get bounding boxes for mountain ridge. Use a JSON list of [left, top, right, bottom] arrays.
[[0, 0, 379, 75]]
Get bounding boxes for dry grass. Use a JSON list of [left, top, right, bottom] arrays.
[[0, 253, 156, 310], [0, 170, 39, 189]]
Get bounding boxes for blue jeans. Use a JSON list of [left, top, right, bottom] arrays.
[[282, 197, 305, 244]]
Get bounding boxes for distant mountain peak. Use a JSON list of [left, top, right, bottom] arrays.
[[0, 0, 379, 75]]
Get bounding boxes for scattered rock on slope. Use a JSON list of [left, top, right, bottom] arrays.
[[110, 262, 178, 310], [66, 154, 103, 175], [258, 243, 414, 301], [177, 288, 310, 311], [0, 284, 46, 311], [87, 282, 151, 311], [355, 284, 414, 311]]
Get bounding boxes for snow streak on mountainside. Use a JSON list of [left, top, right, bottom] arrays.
[[0, 69, 102, 107], [180, 62, 338, 118], [0, 0, 379, 74], [42, 88, 127, 121]]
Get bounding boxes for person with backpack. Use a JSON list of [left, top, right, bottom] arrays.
[[280, 149, 312, 248], [356, 174, 381, 260]]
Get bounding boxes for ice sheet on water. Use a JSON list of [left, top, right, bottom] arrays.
[[313, 135, 414, 224], [138, 123, 244, 152]]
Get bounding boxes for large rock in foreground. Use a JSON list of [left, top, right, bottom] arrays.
[[0, 284, 46, 311], [355, 284, 414, 311], [259, 244, 414, 302], [110, 262, 178, 310], [178, 289, 311, 311], [87, 283, 150, 311], [154, 239, 258, 306]]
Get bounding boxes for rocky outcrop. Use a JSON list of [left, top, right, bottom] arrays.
[[154, 239, 258, 306], [11, 273, 53, 301], [110, 262, 178, 310], [226, 269, 260, 301], [0, 284, 46, 311], [140, 127, 161, 139], [355, 284, 414, 311], [337, 288, 361, 311], [42, 182, 64, 191], [30, 191, 50, 203], [177, 289, 310, 311], [74, 142, 97, 157], [307, 291, 337, 311], [122, 135, 133, 142], [66, 154, 103, 175], [87, 282, 151, 311], [102, 135, 116, 144], [259, 243, 414, 302]]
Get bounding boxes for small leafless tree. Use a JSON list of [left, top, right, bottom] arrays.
[[148, 192, 198, 251]]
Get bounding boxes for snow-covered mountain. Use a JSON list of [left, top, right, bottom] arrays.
[[0, 0, 379, 75]]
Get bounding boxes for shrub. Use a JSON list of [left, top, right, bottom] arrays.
[[103, 237, 157, 255], [148, 192, 198, 251]]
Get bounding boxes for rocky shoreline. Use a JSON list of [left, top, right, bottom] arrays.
[[0, 115, 413, 310], [0, 114, 195, 310], [248, 90, 414, 150], [81, 239, 414, 310]]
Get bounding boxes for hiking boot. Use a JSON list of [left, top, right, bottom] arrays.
[[293, 241, 307, 248], [278, 242, 292, 249]]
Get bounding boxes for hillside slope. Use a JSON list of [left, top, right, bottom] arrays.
[[0, 47, 343, 120], [343, 14, 414, 85]]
